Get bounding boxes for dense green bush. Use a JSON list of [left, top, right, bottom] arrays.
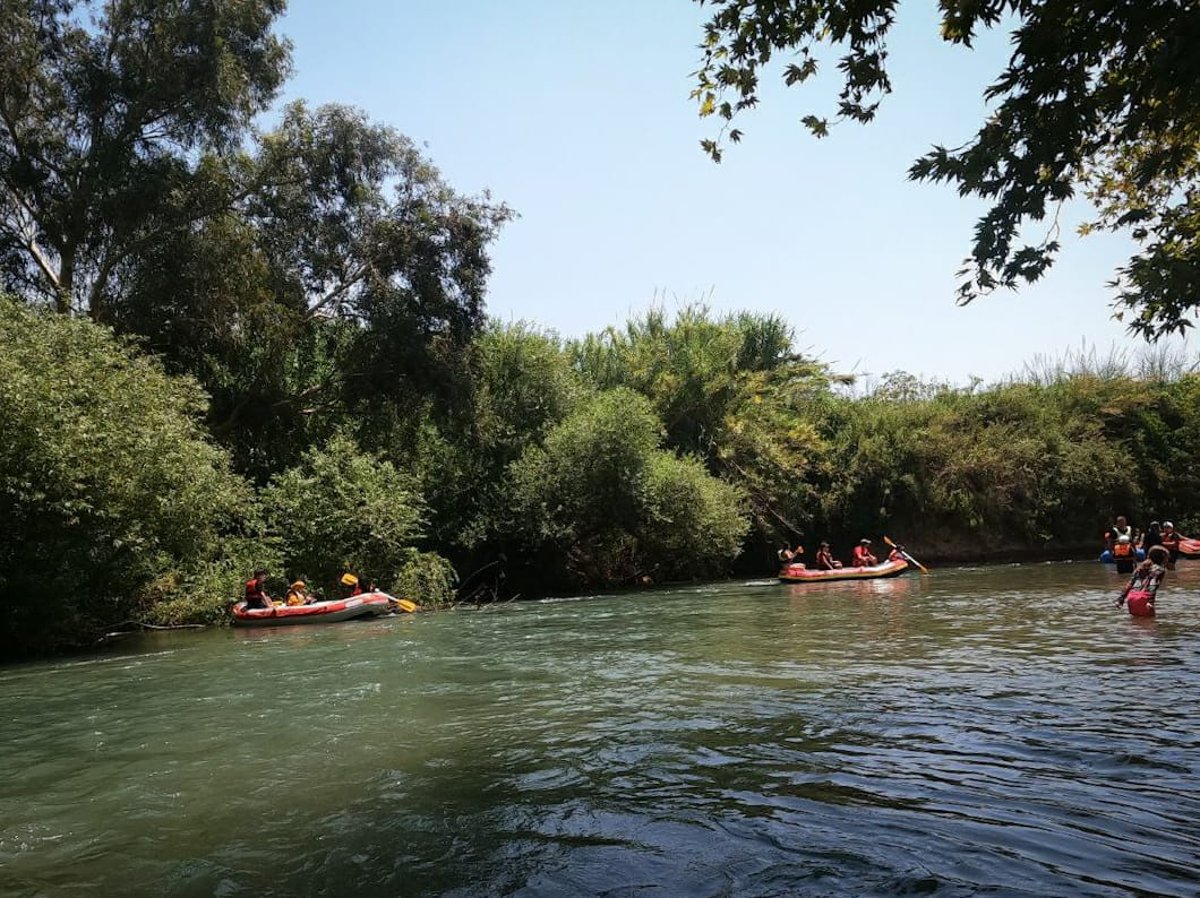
[[571, 306, 835, 542], [509, 389, 750, 585], [263, 434, 447, 599], [0, 300, 262, 655], [639, 453, 749, 580]]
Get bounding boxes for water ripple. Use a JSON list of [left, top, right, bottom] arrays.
[[4, 563, 1200, 895]]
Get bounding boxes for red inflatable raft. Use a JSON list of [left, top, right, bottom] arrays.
[[778, 558, 910, 583], [232, 592, 394, 627], [1178, 537, 1200, 559]]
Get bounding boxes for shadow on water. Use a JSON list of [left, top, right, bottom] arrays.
[[4, 562, 1200, 896]]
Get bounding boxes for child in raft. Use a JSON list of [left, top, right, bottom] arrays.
[[1117, 545, 1170, 617]]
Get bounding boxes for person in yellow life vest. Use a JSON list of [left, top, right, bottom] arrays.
[[285, 580, 311, 606]]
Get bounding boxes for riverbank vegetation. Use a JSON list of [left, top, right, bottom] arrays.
[[3, 2, 1199, 655], [5, 294, 1199, 655]]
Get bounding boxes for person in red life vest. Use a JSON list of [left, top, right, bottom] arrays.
[[886, 543, 908, 564], [243, 569, 273, 609], [814, 541, 842, 570], [1117, 545, 1169, 617], [1160, 522, 1181, 567], [340, 572, 364, 597], [851, 539, 878, 568]]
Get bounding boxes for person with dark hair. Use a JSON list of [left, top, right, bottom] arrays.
[[1140, 521, 1163, 553], [1118, 545, 1170, 617], [244, 569, 273, 609], [778, 544, 805, 567], [814, 541, 842, 570]]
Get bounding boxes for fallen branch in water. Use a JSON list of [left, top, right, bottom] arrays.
[[99, 620, 209, 641]]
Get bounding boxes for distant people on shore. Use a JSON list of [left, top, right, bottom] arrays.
[[1118, 545, 1170, 617], [851, 539, 878, 568]]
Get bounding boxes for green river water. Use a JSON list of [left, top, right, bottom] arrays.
[[3, 561, 1200, 897]]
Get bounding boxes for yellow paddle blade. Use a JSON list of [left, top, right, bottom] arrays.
[[393, 598, 418, 613]]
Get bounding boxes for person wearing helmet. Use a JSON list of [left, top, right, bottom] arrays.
[[851, 538, 878, 568]]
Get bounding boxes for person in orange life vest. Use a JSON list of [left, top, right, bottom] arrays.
[[1160, 522, 1181, 567], [1111, 534, 1137, 574], [1117, 545, 1169, 617], [814, 541, 842, 570], [851, 539, 878, 568], [1104, 515, 1133, 553], [244, 569, 272, 609]]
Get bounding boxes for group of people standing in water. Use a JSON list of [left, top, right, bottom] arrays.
[[1106, 515, 1191, 618], [1104, 515, 1185, 565], [778, 537, 904, 570]]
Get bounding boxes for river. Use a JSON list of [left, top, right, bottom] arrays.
[[3, 562, 1200, 897]]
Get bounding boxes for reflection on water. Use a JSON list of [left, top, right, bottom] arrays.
[[4, 562, 1200, 896]]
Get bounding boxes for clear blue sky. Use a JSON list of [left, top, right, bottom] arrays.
[[276, 0, 1190, 385]]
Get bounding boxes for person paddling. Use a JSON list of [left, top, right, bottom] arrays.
[[1117, 545, 1169, 617], [778, 544, 805, 567]]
